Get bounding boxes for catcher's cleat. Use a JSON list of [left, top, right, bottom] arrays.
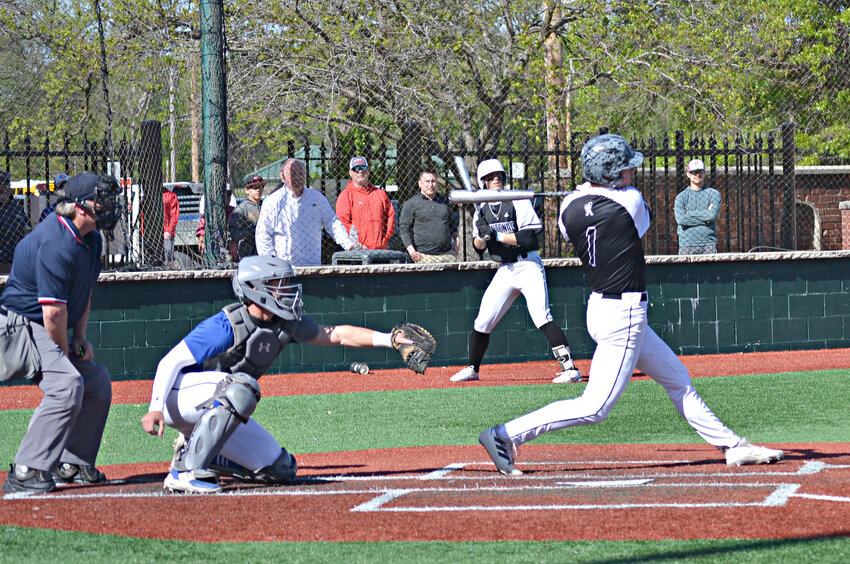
[[163, 469, 221, 494], [53, 462, 107, 485], [552, 367, 583, 384], [478, 425, 523, 476], [2, 464, 56, 493], [725, 439, 784, 467], [170, 433, 188, 471], [450, 365, 479, 382]]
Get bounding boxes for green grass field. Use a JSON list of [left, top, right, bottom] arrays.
[[1, 369, 849, 562]]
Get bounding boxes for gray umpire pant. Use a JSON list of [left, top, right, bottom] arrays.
[[12, 317, 112, 472]]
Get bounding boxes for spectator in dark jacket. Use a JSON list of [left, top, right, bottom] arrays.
[[399, 169, 458, 263], [228, 175, 265, 261]]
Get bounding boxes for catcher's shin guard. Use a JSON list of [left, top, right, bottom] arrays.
[[183, 372, 261, 472]]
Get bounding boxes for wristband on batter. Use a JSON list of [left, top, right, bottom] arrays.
[[495, 232, 505, 242], [372, 331, 393, 348]]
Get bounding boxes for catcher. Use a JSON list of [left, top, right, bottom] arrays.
[[140, 255, 436, 493]]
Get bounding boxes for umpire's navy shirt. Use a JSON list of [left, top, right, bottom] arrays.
[[0, 214, 102, 327]]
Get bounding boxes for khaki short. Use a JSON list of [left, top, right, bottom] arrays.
[[417, 252, 458, 264]]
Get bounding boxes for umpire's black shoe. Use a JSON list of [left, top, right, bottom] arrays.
[[53, 462, 107, 485], [2, 464, 56, 493]]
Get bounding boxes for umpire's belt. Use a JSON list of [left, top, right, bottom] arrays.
[[601, 291, 648, 301]]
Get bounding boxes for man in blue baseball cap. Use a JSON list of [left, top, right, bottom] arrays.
[[39, 173, 71, 223], [1, 172, 120, 493]]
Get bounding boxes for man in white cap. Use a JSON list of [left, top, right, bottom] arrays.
[[674, 159, 722, 254]]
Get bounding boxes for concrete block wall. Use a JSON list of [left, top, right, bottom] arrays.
[[4, 252, 849, 380]]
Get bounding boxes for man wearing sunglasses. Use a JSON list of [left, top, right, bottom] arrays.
[[335, 156, 395, 250], [1, 172, 120, 493]]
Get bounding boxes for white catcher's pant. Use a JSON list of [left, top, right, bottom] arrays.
[[504, 292, 741, 449], [473, 252, 554, 333], [162, 370, 282, 472]]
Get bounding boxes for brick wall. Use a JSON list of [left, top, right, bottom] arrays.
[[6, 253, 836, 380]]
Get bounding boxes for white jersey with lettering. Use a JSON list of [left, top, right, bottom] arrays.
[[471, 199, 553, 332]]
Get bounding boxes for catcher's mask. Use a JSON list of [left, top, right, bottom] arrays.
[[61, 172, 121, 232], [232, 255, 303, 321], [580, 134, 643, 188]]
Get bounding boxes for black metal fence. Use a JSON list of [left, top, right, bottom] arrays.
[[1, 122, 819, 272]]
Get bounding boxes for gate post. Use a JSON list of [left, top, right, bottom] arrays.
[[139, 120, 164, 265]]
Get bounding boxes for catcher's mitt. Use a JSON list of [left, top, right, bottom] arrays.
[[391, 322, 437, 374]]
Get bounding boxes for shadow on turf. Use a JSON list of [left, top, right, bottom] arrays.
[[584, 534, 850, 564]]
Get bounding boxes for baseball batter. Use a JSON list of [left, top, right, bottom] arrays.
[[478, 135, 784, 475], [140, 256, 427, 493], [451, 159, 581, 384]]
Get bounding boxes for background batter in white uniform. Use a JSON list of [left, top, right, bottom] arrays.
[[477, 135, 784, 475], [451, 158, 581, 384]]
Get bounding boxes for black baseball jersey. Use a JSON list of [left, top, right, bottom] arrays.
[[558, 182, 651, 294], [475, 199, 540, 263]]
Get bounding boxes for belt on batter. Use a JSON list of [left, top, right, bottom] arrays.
[[601, 291, 648, 301], [502, 253, 529, 264]]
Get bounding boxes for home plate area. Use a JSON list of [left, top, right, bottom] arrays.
[[2, 443, 849, 542]]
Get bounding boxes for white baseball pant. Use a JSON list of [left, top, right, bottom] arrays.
[[473, 252, 554, 333], [504, 291, 741, 449], [162, 370, 282, 472]]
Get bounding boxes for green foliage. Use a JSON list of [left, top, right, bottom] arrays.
[[4, 0, 850, 180]]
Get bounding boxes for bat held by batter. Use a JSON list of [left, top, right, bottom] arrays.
[[450, 189, 573, 204]]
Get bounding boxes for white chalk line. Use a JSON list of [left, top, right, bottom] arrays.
[[3, 459, 846, 513]]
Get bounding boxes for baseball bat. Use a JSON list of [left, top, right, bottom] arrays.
[[450, 189, 573, 204], [453, 156, 490, 241], [453, 155, 477, 191]]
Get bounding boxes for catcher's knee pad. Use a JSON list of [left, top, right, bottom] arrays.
[[253, 448, 298, 484], [184, 372, 261, 472]]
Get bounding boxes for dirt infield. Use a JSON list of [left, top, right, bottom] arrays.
[[1, 348, 848, 542], [1, 443, 849, 542]]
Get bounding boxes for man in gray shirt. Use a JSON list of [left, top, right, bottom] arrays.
[[399, 169, 458, 263], [675, 159, 722, 254]]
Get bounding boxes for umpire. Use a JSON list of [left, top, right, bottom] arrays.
[[1, 172, 119, 493]]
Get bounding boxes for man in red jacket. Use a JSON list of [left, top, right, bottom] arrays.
[[163, 185, 179, 265], [335, 156, 395, 250]]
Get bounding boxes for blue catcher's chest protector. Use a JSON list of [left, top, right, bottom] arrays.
[[204, 303, 297, 378]]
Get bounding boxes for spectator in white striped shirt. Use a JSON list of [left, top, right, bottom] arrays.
[[255, 159, 359, 266]]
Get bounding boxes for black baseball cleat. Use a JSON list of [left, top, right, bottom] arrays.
[[478, 426, 523, 476], [2, 464, 56, 493], [52, 462, 107, 485]]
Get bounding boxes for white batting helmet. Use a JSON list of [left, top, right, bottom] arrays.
[[232, 256, 303, 321], [476, 159, 507, 188]]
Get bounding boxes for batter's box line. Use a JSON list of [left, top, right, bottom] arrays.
[[350, 483, 803, 513], [440, 459, 836, 479]]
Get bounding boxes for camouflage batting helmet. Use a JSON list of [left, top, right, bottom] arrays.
[[580, 134, 643, 187]]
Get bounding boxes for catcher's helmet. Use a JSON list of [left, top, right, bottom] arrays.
[[476, 158, 507, 188], [232, 256, 303, 321], [580, 134, 643, 187]]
